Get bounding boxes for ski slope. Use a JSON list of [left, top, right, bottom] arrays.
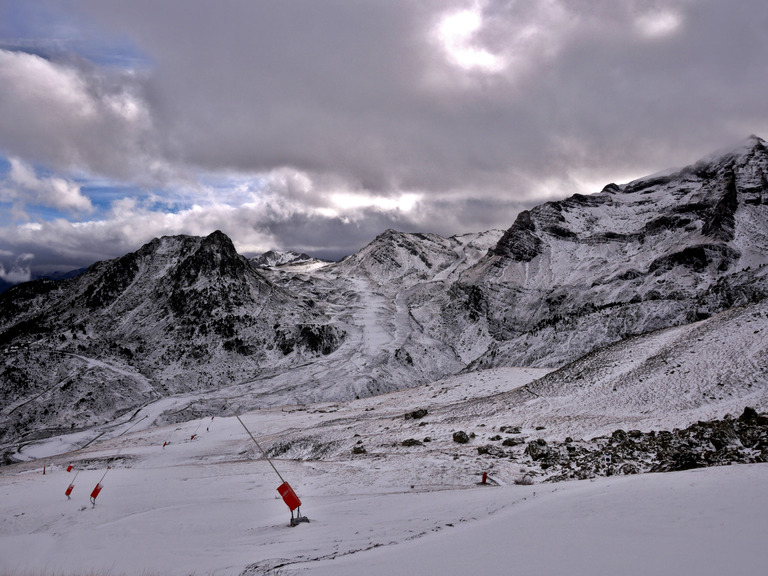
[[2, 362, 767, 576]]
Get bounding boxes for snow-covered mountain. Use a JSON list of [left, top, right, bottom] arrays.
[[249, 250, 321, 269], [2, 137, 768, 462], [446, 134, 768, 368], [0, 232, 346, 451], [2, 137, 768, 576]]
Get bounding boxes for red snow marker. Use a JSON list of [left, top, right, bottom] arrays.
[[90, 482, 104, 505], [482, 472, 488, 484], [277, 481, 302, 512], [67, 464, 73, 472], [64, 469, 81, 499], [233, 411, 309, 526]]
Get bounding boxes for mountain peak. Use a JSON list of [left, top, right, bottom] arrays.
[[694, 133, 767, 168]]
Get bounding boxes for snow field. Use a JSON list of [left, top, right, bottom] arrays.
[[2, 363, 768, 575]]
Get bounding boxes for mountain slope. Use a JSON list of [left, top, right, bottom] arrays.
[[437, 135, 768, 368], [0, 231, 345, 447], [2, 137, 768, 460]]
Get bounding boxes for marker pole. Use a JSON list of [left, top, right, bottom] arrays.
[[232, 411, 309, 526], [118, 415, 148, 437], [65, 469, 81, 499], [233, 412, 285, 483]]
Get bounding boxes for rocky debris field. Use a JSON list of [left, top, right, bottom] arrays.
[[472, 407, 768, 483]]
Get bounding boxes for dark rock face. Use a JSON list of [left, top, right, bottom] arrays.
[[524, 438, 550, 460], [448, 283, 487, 322], [492, 211, 542, 262], [275, 324, 345, 356], [648, 244, 740, 274], [702, 169, 739, 241]]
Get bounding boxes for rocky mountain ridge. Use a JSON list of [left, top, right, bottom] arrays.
[[446, 135, 768, 368], [1, 136, 767, 456]]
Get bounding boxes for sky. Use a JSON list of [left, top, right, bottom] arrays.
[[0, 0, 767, 279]]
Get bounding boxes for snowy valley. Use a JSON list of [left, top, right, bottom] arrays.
[[1, 137, 768, 575]]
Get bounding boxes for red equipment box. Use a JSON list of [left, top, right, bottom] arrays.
[[90, 483, 103, 500], [277, 481, 301, 511]]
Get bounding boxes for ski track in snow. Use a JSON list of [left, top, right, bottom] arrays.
[[348, 277, 395, 359]]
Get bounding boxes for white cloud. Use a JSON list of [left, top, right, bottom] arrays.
[[0, 252, 33, 283], [0, 49, 162, 183], [8, 157, 93, 213]]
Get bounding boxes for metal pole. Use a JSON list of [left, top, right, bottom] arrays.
[[118, 415, 148, 437], [233, 412, 285, 484]]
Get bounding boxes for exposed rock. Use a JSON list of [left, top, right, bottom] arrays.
[[404, 408, 428, 420], [401, 438, 423, 447], [476, 408, 768, 483], [453, 431, 470, 444], [492, 210, 542, 262], [525, 439, 549, 460], [502, 437, 525, 447], [477, 444, 507, 457]]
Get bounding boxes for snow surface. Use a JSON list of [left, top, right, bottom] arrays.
[[2, 365, 766, 576]]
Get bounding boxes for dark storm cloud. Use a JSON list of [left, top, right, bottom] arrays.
[[59, 0, 768, 190], [1, 0, 768, 275]]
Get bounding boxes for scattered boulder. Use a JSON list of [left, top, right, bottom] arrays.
[[611, 429, 628, 442], [740, 406, 768, 425], [402, 438, 423, 447], [453, 431, 470, 444], [405, 408, 428, 420], [525, 439, 549, 460], [477, 444, 507, 457], [502, 437, 525, 447], [620, 462, 640, 475], [476, 407, 768, 483]]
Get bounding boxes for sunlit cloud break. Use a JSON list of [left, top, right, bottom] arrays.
[[435, 4, 506, 73]]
